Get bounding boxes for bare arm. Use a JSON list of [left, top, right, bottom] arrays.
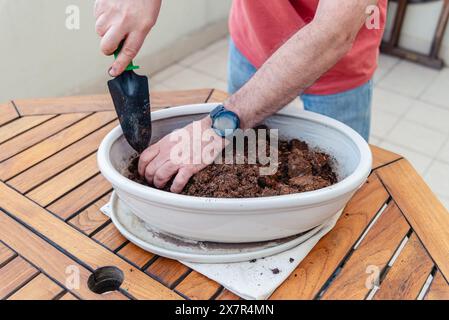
[[225, 0, 378, 129], [139, 0, 379, 192]]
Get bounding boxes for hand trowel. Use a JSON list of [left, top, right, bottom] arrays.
[[108, 45, 151, 153]]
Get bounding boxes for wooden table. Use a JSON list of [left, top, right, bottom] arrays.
[[1, 89, 449, 300]]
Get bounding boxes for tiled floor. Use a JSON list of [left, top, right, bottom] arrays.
[[152, 37, 449, 210]]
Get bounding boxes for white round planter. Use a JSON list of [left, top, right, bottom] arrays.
[[98, 103, 372, 243]]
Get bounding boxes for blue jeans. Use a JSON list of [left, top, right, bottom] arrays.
[[228, 40, 373, 141]]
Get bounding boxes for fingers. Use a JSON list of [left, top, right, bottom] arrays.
[[95, 13, 109, 37], [170, 167, 194, 194], [138, 144, 160, 176], [153, 162, 179, 189], [144, 156, 169, 185], [100, 25, 126, 56], [110, 32, 146, 77], [93, 0, 106, 19]]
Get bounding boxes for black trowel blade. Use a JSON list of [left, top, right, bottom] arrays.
[[108, 70, 151, 153]]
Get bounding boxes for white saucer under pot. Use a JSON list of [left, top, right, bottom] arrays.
[[98, 103, 372, 243], [108, 191, 338, 264]]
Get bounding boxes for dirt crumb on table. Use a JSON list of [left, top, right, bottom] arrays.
[[126, 128, 337, 198], [271, 268, 280, 275]]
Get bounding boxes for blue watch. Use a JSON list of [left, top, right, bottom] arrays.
[[209, 105, 240, 138]]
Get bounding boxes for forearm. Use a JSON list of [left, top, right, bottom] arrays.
[[225, 0, 376, 129]]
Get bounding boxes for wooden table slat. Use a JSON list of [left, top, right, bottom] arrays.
[[47, 174, 112, 219], [8, 120, 118, 193], [0, 242, 16, 266], [0, 114, 55, 144], [0, 182, 181, 300], [425, 271, 449, 300], [206, 89, 228, 103], [59, 292, 79, 300], [373, 233, 434, 300], [92, 223, 127, 251], [0, 113, 90, 165], [269, 174, 389, 300], [370, 145, 402, 170], [0, 256, 38, 299], [27, 152, 99, 206], [152, 89, 214, 111], [145, 257, 190, 288], [377, 159, 449, 283], [321, 201, 410, 300], [215, 289, 242, 300], [13, 89, 213, 116], [175, 271, 221, 300], [68, 193, 111, 235], [8, 273, 64, 300], [117, 243, 155, 268], [0, 112, 116, 180], [13, 95, 114, 116], [0, 102, 19, 126]]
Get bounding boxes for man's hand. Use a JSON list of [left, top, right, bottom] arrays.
[[138, 117, 227, 193], [94, 0, 162, 76]]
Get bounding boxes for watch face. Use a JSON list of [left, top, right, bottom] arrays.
[[213, 111, 239, 137], [214, 114, 238, 131], [210, 105, 240, 138]]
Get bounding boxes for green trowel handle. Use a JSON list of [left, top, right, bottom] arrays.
[[114, 41, 140, 71]]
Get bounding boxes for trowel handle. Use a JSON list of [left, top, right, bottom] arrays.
[[114, 41, 140, 72]]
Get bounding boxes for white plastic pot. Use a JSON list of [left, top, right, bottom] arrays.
[[98, 103, 372, 243]]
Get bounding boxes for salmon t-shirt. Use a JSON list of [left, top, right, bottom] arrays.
[[229, 0, 387, 95]]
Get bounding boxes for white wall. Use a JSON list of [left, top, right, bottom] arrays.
[[0, 0, 231, 103]]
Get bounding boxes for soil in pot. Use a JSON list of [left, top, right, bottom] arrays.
[[126, 128, 338, 198]]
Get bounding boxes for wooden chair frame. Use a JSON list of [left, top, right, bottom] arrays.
[[381, 0, 449, 69]]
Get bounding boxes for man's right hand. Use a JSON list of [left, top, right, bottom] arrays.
[[94, 0, 162, 77]]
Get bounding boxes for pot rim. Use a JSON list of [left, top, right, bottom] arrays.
[[98, 103, 372, 212]]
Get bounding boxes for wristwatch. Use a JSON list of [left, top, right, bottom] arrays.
[[209, 105, 240, 138]]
